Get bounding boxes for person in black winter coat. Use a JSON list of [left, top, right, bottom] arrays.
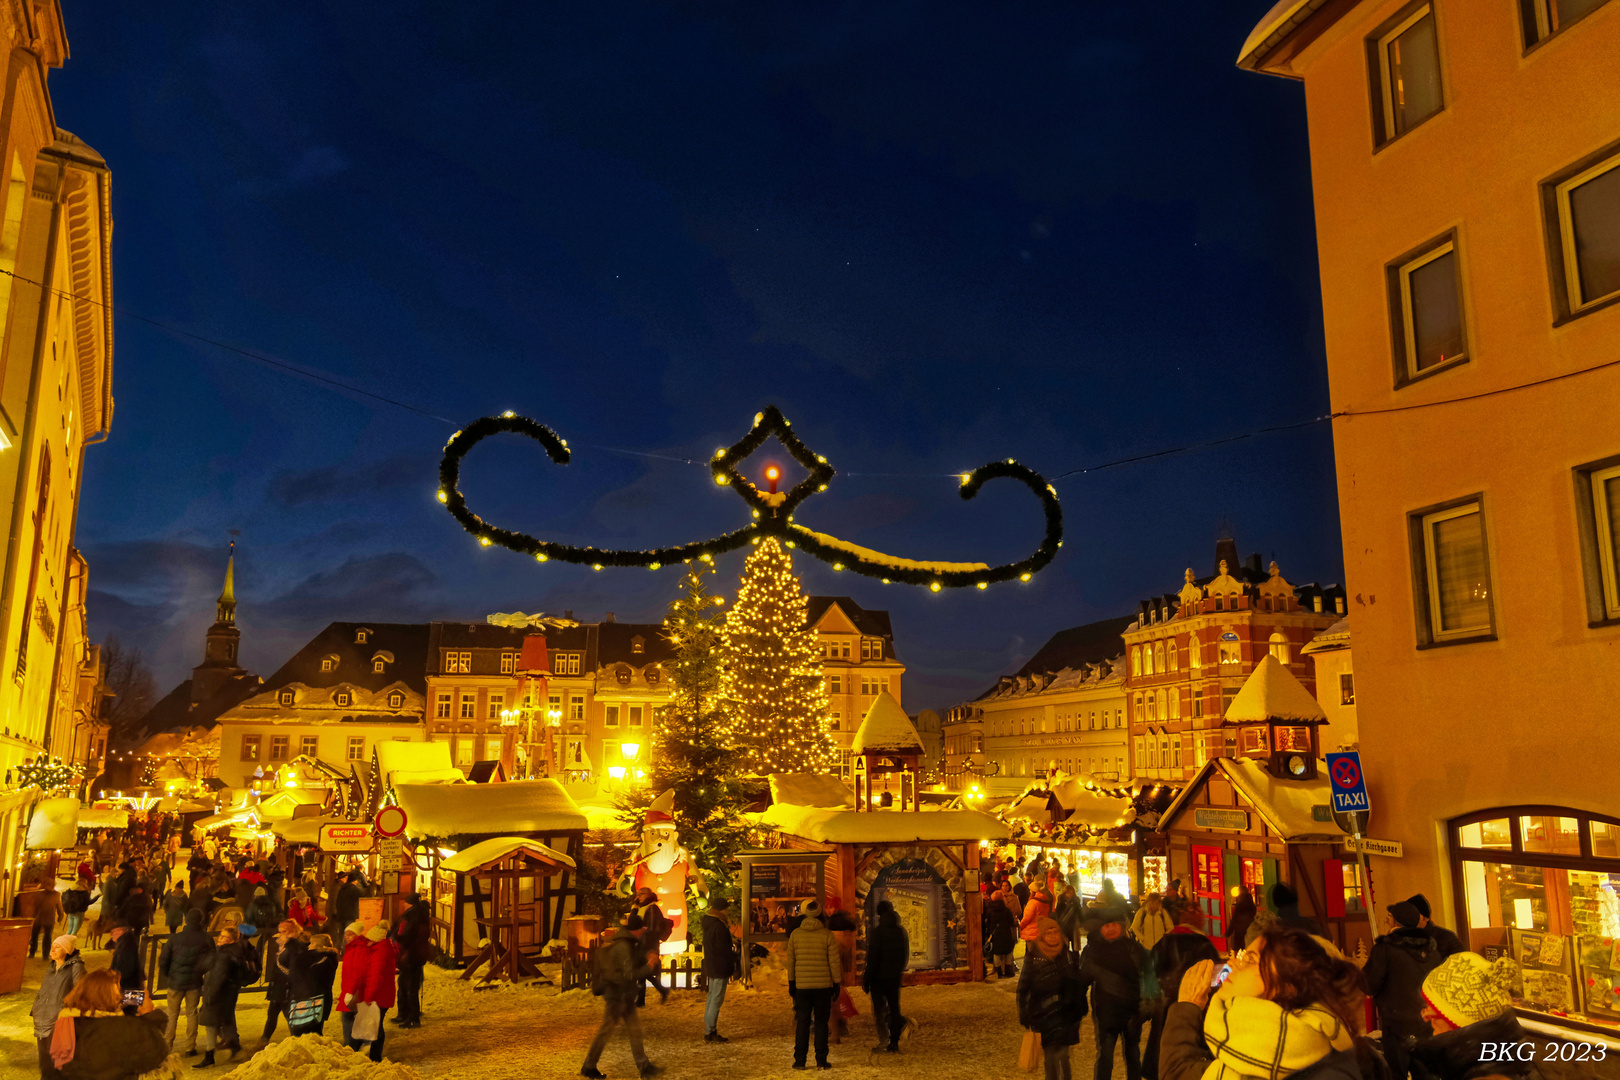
[[1365, 901, 1443, 1080], [281, 932, 341, 1035], [1409, 951, 1538, 1080], [1077, 910, 1146, 1080], [700, 898, 737, 1042], [118, 885, 155, 938], [261, 921, 304, 1043], [988, 889, 1019, 978], [1404, 894, 1465, 960], [1019, 917, 1085, 1080], [334, 873, 362, 926], [391, 893, 433, 1029], [1142, 904, 1220, 1080], [196, 927, 256, 1068], [862, 900, 910, 1053], [159, 908, 216, 1054], [105, 922, 142, 997]]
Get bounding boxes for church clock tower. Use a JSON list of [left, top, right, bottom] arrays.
[[191, 543, 246, 705]]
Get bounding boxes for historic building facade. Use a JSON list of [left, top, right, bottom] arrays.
[[1240, 0, 1620, 1033], [809, 597, 904, 782], [1122, 541, 1343, 785], [1299, 618, 1356, 751]]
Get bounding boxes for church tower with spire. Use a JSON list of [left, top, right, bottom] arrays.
[[192, 543, 247, 705]]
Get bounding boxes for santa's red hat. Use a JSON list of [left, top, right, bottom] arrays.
[[645, 789, 675, 825]]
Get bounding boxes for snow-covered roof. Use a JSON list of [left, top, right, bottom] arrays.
[[256, 789, 325, 820], [1223, 655, 1326, 724], [195, 808, 258, 830], [375, 741, 463, 788], [1045, 776, 1136, 828], [1299, 618, 1350, 656], [1160, 756, 1341, 842], [394, 779, 588, 839], [77, 807, 130, 830], [755, 803, 1010, 844], [575, 798, 634, 832], [269, 815, 345, 844], [769, 773, 855, 809], [851, 691, 923, 755], [440, 836, 575, 874]]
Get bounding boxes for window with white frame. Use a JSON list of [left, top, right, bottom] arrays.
[[373, 658, 385, 673], [1390, 234, 1467, 383], [278, 690, 294, 706], [1131, 647, 1141, 676], [388, 691, 404, 709], [335, 690, 351, 707], [320, 657, 336, 672], [500, 652, 516, 674], [605, 705, 620, 728], [1413, 499, 1495, 643], [1168, 641, 1178, 671], [629, 706, 643, 728], [488, 691, 504, 718], [435, 692, 452, 719], [269, 735, 288, 761], [553, 652, 581, 676], [1171, 738, 1182, 769], [1576, 459, 1620, 622], [445, 650, 471, 674], [828, 675, 842, 695], [570, 695, 585, 721], [1548, 148, 1620, 317], [460, 693, 476, 719], [300, 735, 318, 758], [1370, 4, 1443, 145], [346, 736, 365, 761], [355, 629, 369, 644], [829, 711, 841, 731]]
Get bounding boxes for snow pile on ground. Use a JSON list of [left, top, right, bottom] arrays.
[[133, 1053, 189, 1080], [220, 1035, 422, 1080]]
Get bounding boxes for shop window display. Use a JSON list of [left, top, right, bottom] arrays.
[[1452, 807, 1620, 1029]]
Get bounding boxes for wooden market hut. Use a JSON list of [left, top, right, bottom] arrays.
[[394, 778, 588, 965], [1156, 656, 1372, 956], [440, 837, 575, 984], [754, 697, 1011, 986]]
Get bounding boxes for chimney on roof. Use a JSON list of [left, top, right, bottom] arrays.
[[1214, 536, 1239, 577], [564, 610, 574, 620], [604, 612, 615, 623]]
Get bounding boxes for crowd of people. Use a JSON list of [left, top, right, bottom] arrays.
[[23, 827, 441, 1080]]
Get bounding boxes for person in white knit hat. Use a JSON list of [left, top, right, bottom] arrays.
[[1411, 952, 1538, 1080]]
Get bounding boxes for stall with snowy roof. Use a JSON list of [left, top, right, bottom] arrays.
[[394, 778, 589, 965], [992, 772, 1144, 902], [1156, 655, 1372, 956], [440, 837, 576, 985], [751, 694, 1011, 985]]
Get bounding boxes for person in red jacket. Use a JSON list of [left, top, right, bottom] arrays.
[[1020, 882, 1053, 942], [350, 923, 399, 1062], [336, 922, 371, 1045]]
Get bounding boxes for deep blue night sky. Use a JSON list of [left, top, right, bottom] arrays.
[[55, 1, 1343, 712]]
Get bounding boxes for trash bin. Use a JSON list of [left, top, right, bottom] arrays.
[[0, 918, 33, 994]]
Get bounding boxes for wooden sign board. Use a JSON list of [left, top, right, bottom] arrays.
[[1194, 808, 1250, 832], [319, 822, 374, 853]]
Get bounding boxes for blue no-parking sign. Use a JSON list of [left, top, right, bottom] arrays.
[[1325, 751, 1370, 814]]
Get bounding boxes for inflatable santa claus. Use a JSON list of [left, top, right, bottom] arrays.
[[624, 789, 696, 955]]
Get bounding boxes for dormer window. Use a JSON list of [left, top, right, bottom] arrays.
[[387, 691, 404, 709], [355, 629, 370, 644], [320, 656, 337, 672], [372, 659, 385, 673], [631, 636, 645, 654], [278, 690, 294, 706], [335, 690, 351, 707], [644, 666, 661, 686], [615, 666, 631, 686]]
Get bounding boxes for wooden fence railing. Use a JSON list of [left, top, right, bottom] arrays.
[[560, 942, 709, 994]]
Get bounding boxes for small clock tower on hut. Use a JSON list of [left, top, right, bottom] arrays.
[[851, 691, 923, 812], [1221, 654, 1328, 781]]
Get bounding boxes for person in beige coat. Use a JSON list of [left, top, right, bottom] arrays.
[[784, 900, 842, 1070]]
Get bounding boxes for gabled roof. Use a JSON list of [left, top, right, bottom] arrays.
[[260, 623, 431, 695], [806, 597, 894, 638], [977, 616, 1132, 700], [852, 691, 923, 755], [1223, 655, 1326, 724], [1299, 617, 1350, 656], [1160, 756, 1341, 843]]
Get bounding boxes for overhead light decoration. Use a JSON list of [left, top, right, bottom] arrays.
[[436, 406, 1063, 589], [14, 756, 81, 791]]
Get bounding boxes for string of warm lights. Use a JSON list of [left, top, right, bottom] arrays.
[[11, 755, 83, 791], [436, 406, 1065, 590], [720, 537, 835, 774]]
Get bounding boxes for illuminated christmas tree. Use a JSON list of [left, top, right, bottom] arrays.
[[721, 537, 832, 774], [620, 564, 750, 896]]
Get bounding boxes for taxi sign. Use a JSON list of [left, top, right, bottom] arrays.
[[1325, 751, 1370, 814]]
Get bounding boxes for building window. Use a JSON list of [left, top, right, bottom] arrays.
[[1547, 146, 1620, 318], [335, 691, 351, 707], [552, 652, 581, 676], [488, 692, 504, 719], [631, 636, 645, 654], [387, 690, 404, 709], [455, 739, 473, 767], [1521, 0, 1612, 48], [1412, 498, 1495, 644], [1369, 4, 1443, 146], [371, 658, 385, 673], [1339, 672, 1356, 705], [1168, 690, 1180, 720], [346, 736, 365, 761], [1131, 647, 1141, 676], [1219, 639, 1241, 665], [1388, 234, 1467, 383], [1133, 693, 1143, 722], [240, 735, 261, 761], [605, 706, 620, 728], [828, 675, 842, 695], [1134, 736, 1145, 769], [278, 690, 294, 706], [1172, 738, 1182, 769], [570, 695, 585, 721], [300, 735, 318, 758], [436, 692, 452, 719], [484, 736, 503, 760], [828, 711, 841, 732], [1269, 632, 1291, 664], [1450, 807, 1620, 1030], [269, 736, 288, 761], [1576, 458, 1620, 622], [629, 706, 643, 728], [445, 651, 471, 674], [460, 693, 476, 719], [356, 629, 368, 644], [1189, 636, 1201, 670], [500, 652, 516, 674], [320, 657, 335, 672]]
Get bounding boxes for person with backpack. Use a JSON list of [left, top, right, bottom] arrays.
[[281, 933, 341, 1036], [1077, 909, 1146, 1080], [62, 879, 91, 939], [784, 898, 842, 1071], [632, 887, 671, 1006], [862, 899, 910, 1054], [700, 897, 737, 1043], [581, 913, 663, 1079], [195, 925, 257, 1067], [1018, 916, 1087, 1080]]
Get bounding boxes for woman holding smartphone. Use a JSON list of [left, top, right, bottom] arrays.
[[1158, 925, 1379, 1080]]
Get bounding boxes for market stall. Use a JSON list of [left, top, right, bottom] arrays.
[[1156, 657, 1371, 956], [394, 778, 588, 965], [441, 837, 576, 984]]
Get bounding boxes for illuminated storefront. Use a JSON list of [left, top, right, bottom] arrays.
[[1450, 808, 1620, 1032]]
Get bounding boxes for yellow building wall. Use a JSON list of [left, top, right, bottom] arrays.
[[1281, 1, 1620, 913]]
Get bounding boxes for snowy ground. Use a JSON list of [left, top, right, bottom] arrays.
[[1, 948, 1115, 1080]]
